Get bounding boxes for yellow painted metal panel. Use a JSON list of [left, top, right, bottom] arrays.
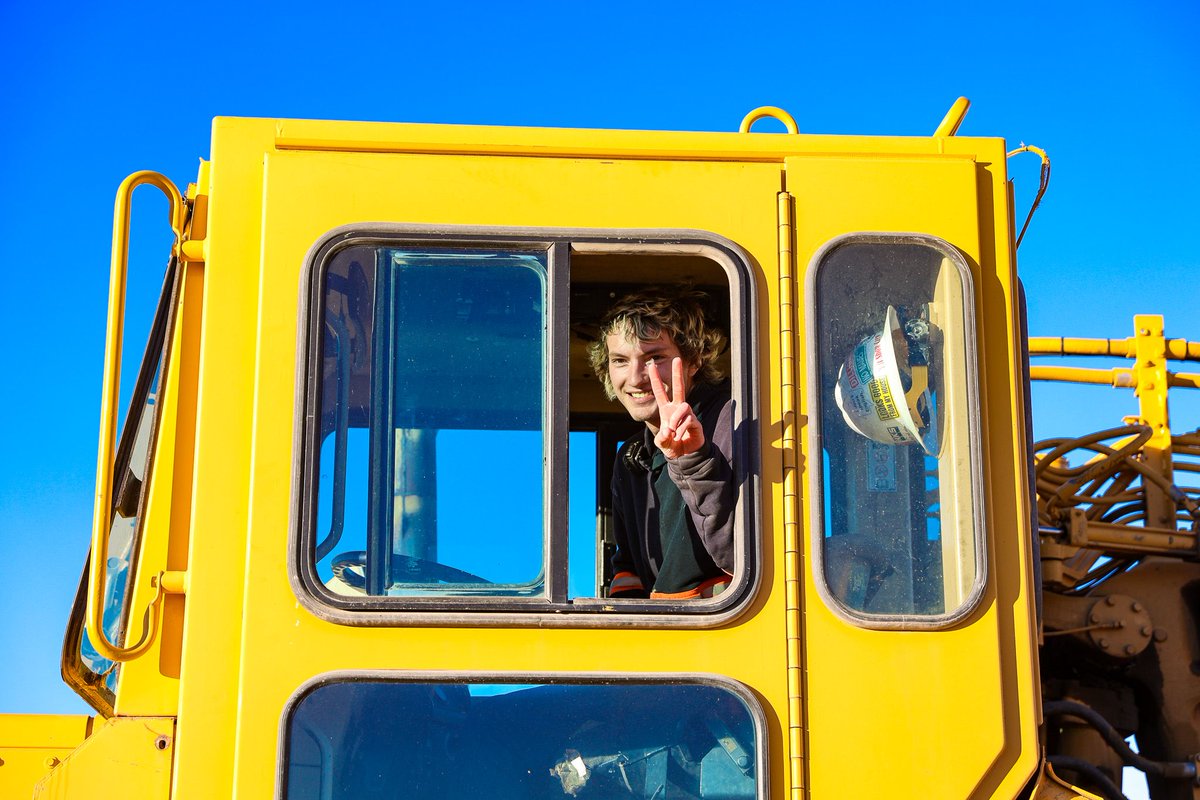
[[267, 116, 979, 162], [32, 717, 173, 800], [0, 715, 92, 799], [227, 143, 790, 798], [168, 118, 274, 800], [151, 118, 800, 798], [786, 151, 1040, 798]]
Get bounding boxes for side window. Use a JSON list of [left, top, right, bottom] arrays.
[[281, 676, 763, 800], [311, 246, 547, 598], [809, 234, 984, 626], [64, 262, 176, 708], [296, 231, 757, 620]]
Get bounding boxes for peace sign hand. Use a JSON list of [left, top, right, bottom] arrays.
[[649, 357, 705, 460]]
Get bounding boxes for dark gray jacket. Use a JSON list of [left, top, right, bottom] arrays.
[[609, 380, 735, 597]]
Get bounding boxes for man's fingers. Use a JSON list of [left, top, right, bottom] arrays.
[[676, 415, 697, 444], [668, 403, 693, 431], [671, 358, 687, 404], [656, 410, 704, 459], [647, 360, 670, 405], [663, 408, 699, 443]]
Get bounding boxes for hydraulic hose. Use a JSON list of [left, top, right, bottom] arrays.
[[1044, 700, 1198, 781]]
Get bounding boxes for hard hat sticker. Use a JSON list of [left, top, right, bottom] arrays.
[[868, 378, 900, 421], [834, 305, 937, 456], [853, 345, 873, 385]]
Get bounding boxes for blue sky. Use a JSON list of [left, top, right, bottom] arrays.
[[1, 2, 1196, 794]]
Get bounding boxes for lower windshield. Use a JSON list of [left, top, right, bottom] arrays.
[[284, 679, 761, 799]]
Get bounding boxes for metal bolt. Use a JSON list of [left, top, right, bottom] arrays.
[[1141, 625, 1153, 637], [1090, 613, 1101, 624], [1105, 595, 1117, 606], [1098, 638, 1110, 649], [44, 756, 60, 768], [1154, 629, 1169, 643], [1124, 645, 1136, 655], [1131, 601, 1143, 612], [736, 756, 751, 769]]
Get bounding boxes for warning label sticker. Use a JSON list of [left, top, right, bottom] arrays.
[[868, 378, 900, 421]]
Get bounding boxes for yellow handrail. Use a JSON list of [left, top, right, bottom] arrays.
[[1030, 336, 1200, 362], [1029, 365, 1134, 387], [86, 171, 185, 663], [1030, 364, 1199, 389]]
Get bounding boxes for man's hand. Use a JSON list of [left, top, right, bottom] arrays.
[[649, 357, 705, 460]]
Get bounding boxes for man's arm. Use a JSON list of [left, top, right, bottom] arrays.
[[667, 396, 736, 574]]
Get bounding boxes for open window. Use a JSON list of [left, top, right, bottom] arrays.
[[62, 258, 178, 711], [279, 673, 765, 800], [807, 233, 985, 628], [294, 227, 757, 623]]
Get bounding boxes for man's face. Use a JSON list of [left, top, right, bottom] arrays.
[[605, 329, 698, 431]]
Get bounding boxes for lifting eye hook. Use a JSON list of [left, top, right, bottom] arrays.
[[739, 107, 799, 135]]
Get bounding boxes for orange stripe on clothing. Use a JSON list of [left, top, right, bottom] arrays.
[[650, 575, 731, 600], [609, 571, 646, 595]]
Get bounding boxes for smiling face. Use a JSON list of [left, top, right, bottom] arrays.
[[606, 330, 699, 431]]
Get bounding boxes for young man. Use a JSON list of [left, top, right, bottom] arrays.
[[588, 288, 736, 599]]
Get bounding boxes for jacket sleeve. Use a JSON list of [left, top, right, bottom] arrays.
[[666, 397, 736, 574]]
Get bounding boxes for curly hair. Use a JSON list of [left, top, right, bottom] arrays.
[[587, 287, 727, 400]]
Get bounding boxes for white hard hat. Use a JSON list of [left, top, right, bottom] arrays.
[[833, 306, 938, 456]]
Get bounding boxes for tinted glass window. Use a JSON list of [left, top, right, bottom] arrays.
[[284, 679, 760, 799], [812, 236, 982, 621], [313, 246, 547, 598]]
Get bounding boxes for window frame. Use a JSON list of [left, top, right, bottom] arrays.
[[274, 669, 769, 800], [804, 232, 988, 630], [290, 224, 761, 628]]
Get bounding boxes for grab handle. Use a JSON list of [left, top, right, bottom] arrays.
[[86, 171, 185, 662]]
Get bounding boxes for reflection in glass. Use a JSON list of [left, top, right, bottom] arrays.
[[285, 680, 759, 799]]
